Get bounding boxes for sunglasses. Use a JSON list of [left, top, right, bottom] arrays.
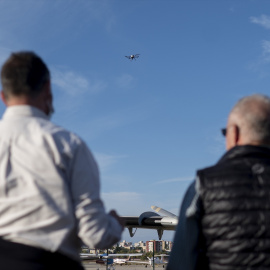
[[221, 128, 227, 137]]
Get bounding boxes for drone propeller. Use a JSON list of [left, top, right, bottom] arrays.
[[125, 54, 140, 60]]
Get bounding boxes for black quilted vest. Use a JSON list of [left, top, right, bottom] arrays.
[[197, 145, 270, 270]]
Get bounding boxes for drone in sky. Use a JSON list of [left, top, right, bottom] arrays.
[[125, 54, 140, 61]]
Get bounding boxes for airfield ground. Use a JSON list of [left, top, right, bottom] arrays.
[[82, 260, 166, 270]]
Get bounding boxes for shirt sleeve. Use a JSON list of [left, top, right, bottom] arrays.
[[68, 138, 122, 249], [167, 180, 203, 270]]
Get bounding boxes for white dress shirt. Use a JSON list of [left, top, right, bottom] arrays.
[[0, 105, 122, 261]]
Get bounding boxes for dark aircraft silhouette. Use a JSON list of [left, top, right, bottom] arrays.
[[121, 205, 178, 240], [125, 54, 140, 61]]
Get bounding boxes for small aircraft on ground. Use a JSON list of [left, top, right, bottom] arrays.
[[125, 54, 140, 60], [121, 206, 178, 240], [148, 254, 169, 268], [80, 253, 99, 260], [81, 253, 142, 266], [125, 254, 169, 268], [113, 254, 143, 265]]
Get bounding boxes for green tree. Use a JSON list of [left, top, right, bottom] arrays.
[[141, 252, 153, 260]]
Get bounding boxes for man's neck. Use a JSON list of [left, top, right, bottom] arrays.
[[5, 96, 46, 115]]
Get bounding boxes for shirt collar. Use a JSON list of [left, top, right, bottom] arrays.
[[2, 105, 49, 120]]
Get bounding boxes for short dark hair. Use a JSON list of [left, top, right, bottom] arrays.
[[1, 51, 50, 99]]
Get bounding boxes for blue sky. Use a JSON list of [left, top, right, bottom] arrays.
[[0, 0, 270, 243]]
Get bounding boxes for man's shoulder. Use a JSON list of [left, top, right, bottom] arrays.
[[196, 163, 220, 178], [40, 121, 84, 146], [195, 162, 228, 191]]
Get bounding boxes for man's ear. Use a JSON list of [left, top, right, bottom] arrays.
[[0, 91, 7, 106], [41, 81, 53, 116], [231, 125, 241, 146], [234, 125, 240, 144], [226, 124, 240, 150], [43, 81, 52, 100]]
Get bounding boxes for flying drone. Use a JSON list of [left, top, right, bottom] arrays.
[[125, 54, 140, 61]]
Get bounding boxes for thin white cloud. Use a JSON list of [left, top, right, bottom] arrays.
[[262, 40, 270, 62], [250, 15, 270, 30], [249, 15, 270, 70], [51, 67, 106, 96], [94, 152, 127, 172], [248, 39, 270, 69], [156, 177, 193, 184], [262, 40, 270, 54]]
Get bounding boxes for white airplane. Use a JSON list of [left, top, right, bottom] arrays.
[[113, 254, 143, 265], [113, 258, 127, 265], [148, 254, 169, 268], [94, 253, 143, 266], [126, 254, 169, 268], [121, 205, 178, 240], [80, 253, 99, 260]]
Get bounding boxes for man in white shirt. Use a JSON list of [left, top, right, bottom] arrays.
[[0, 51, 124, 269]]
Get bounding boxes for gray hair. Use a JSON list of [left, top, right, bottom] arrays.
[[229, 94, 270, 143]]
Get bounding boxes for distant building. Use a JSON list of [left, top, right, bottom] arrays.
[[117, 240, 173, 253], [167, 241, 173, 251], [134, 240, 146, 252], [134, 241, 145, 248], [146, 240, 173, 252], [146, 240, 163, 252], [81, 245, 91, 253], [119, 240, 132, 248]]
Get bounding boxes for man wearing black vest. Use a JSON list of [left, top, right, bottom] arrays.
[[168, 94, 270, 270]]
